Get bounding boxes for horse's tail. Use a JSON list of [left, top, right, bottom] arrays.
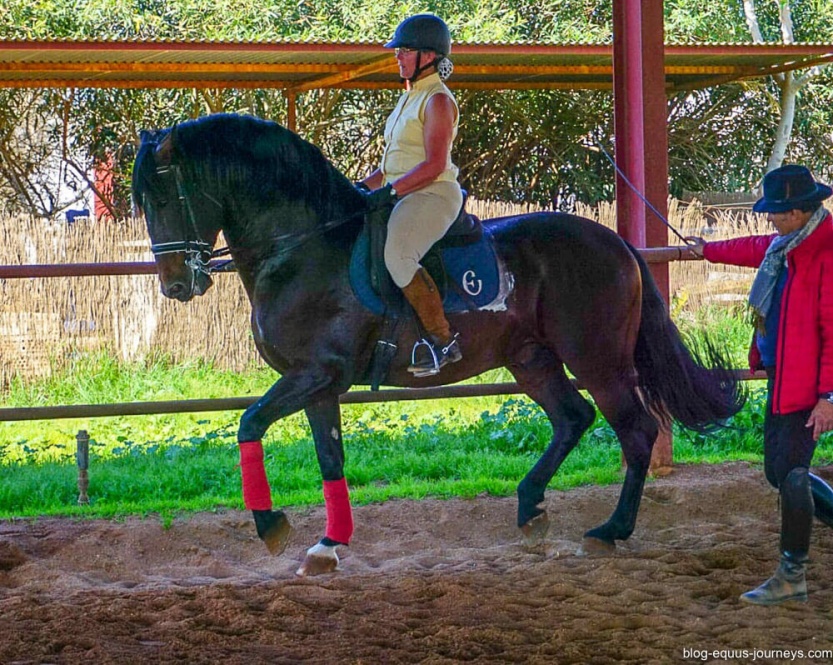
[[628, 244, 746, 432]]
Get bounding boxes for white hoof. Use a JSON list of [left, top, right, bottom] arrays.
[[296, 542, 340, 576]]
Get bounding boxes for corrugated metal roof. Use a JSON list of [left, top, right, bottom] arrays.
[[0, 39, 831, 92]]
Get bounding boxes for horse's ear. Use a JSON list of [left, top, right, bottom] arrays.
[[153, 130, 174, 167]]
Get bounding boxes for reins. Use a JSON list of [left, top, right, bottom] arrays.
[[264, 207, 366, 258]]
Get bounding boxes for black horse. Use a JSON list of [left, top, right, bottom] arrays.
[[133, 113, 744, 576]]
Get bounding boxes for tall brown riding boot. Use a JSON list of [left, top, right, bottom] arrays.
[[740, 467, 812, 606], [401, 268, 462, 377]]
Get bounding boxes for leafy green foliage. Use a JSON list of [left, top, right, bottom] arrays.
[[1, 1, 833, 213]]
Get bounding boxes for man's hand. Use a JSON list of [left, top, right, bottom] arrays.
[[807, 398, 833, 441], [685, 236, 707, 259]]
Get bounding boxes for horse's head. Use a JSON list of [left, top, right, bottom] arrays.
[[132, 127, 218, 302]]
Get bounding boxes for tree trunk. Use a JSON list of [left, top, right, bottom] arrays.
[[743, 0, 814, 175], [765, 73, 798, 173]]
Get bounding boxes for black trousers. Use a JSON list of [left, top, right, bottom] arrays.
[[763, 370, 817, 489]]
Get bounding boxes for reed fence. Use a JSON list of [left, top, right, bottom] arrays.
[[0, 198, 801, 389]]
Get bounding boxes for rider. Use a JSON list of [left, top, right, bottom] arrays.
[[358, 14, 464, 377]]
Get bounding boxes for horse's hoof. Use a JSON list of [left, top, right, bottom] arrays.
[[296, 542, 339, 577], [253, 510, 293, 555], [520, 511, 550, 546], [578, 536, 616, 556]]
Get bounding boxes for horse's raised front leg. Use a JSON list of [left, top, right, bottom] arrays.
[[236, 372, 337, 557], [509, 343, 596, 544], [581, 385, 658, 553], [296, 395, 351, 577]]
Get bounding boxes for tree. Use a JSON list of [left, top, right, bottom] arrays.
[[742, 0, 831, 174], [0, 90, 92, 218], [1, 0, 833, 215]]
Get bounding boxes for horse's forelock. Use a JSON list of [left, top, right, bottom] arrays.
[[132, 127, 181, 221], [132, 137, 156, 203]]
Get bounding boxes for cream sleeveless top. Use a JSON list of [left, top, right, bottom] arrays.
[[381, 72, 459, 184]]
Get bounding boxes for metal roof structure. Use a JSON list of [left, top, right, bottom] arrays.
[[1, 39, 832, 92]]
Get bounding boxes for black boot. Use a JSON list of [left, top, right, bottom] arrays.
[[810, 473, 833, 528], [740, 555, 807, 605], [740, 467, 812, 606]]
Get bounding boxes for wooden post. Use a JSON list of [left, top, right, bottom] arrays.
[[76, 429, 90, 505], [285, 91, 297, 133]]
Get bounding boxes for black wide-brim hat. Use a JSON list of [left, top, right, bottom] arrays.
[[753, 164, 833, 213]]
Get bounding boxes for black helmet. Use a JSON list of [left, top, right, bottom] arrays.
[[385, 14, 451, 57]]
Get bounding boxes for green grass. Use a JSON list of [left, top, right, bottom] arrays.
[[2, 318, 832, 520], [0, 381, 625, 518]]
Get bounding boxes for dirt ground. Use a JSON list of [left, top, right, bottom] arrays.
[[2, 462, 833, 665]]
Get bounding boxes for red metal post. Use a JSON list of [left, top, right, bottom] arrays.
[[613, 0, 669, 296], [613, 0, 673, 471]]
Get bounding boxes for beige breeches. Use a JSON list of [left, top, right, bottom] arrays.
[[384, 180, 463, 288]]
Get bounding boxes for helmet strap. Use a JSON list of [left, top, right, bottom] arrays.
[[406, 52, 441, 85]]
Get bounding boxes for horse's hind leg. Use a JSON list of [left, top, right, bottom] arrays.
[[581, 383, 659, 552], [509, 343, 596, 542]]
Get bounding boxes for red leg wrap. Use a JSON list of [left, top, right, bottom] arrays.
[[323, 478, 354, 544], [238, 441, 272, 511]]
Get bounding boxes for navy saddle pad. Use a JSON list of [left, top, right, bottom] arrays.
[[349, 224, 511, 317]]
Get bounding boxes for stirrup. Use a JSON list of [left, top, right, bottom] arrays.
[[409, 338, 440, 377], [408, 333, 462, 378]]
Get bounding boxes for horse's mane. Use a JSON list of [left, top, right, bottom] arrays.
[[172, 113, 362, 226]]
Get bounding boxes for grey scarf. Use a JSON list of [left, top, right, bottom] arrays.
[[748, 205, 827, 330]]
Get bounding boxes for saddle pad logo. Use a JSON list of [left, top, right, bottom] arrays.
[[462, 270, 483, 296]]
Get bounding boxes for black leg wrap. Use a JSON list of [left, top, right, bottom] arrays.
[[810, 473, 833, 529], [780, 467, 812, 562]]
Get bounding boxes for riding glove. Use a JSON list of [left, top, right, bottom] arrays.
[[360, 183, 398, 210]]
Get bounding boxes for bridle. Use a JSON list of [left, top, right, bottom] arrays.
[[146, 159, 230, 277], [141, 130, 366, 278]]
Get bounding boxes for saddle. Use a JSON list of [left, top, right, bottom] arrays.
[[350, 191, 507, 316], [349, 192, 513, 390]]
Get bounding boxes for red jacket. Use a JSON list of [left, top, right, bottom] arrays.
[[703, 211, 833, 414]]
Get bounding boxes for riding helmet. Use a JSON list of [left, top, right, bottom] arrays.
[[385, 14, 451, 57]]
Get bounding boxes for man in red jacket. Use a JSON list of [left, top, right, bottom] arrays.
[[688, 164, 833, 605]]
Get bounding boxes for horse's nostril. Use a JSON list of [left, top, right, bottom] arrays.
[[165, 281, 187, 299]]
